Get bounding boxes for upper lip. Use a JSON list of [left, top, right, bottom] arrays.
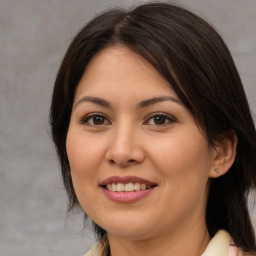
[[100, 176, 157, 186]]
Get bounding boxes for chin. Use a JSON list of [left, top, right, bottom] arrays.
[[107, 227, 153, 241], [95, 214, 155, 239]]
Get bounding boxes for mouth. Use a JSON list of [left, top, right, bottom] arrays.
[[101, 182, 156, 192], [100, 176, 157, 192]]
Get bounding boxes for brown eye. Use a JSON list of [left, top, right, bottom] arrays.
[[93, 116, 105, 125], [81, 114, 110, 126], [145, 113, 176, 126], [153, 115, 167, 125]]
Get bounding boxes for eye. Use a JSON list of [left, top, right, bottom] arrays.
[[144, 113, 176, 126], [80, 113, 111, 126]]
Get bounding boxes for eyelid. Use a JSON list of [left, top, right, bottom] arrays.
[[144, 112, 177, 125], [79, 112, 176, 126], [79, 112, 111, 125]]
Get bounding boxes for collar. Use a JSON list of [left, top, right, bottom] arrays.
[[201, 230, 231, 256]]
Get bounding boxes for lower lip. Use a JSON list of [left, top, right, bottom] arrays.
[[101, 187, 156, 203]]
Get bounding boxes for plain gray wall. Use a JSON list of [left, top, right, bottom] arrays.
[[1, 1, 255, 256]]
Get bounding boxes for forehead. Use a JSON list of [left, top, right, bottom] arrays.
[[74, 45, 175, 100]]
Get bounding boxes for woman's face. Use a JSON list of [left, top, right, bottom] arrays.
[[66, 46, 216, 240]]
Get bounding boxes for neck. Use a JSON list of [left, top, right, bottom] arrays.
[[108, 222, 211, 256]]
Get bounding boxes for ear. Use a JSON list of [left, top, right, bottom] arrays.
[[209, 130, 238, 178]]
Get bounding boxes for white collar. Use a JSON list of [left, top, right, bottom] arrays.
[[201, 230, 231, 256]]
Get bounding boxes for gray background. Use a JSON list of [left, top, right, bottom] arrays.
[[1, 0, 255, 256]]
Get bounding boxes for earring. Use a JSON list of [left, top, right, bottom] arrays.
[[215, 168, 220, 174]]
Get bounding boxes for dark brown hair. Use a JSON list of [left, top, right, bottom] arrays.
[[50, 2, 256, 254]]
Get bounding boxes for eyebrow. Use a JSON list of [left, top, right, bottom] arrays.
[[138, 96, 182, 108], [75, 96, 111, 108], [75, 95, 182, 109]]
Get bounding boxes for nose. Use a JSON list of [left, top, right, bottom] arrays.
[[105, 124, 145, 167]]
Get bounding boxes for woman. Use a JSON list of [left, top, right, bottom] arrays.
[[50, 2, 256, 256]]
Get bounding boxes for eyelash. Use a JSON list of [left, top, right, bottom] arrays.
[[80, 112, 176, 127], [144, 113, 176, 126], [80, 113, 111, 126]]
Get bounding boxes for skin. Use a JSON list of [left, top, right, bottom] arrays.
[[66, 46, 237, 256]]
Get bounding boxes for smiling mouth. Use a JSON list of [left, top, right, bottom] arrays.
[[102, 183, 156, 192], [100, 176, 157, 202]]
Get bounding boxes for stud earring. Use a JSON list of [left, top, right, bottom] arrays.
[[215, 168, 220, 174]]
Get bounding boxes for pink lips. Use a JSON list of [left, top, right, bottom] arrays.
[[100, 176, 157, 203]]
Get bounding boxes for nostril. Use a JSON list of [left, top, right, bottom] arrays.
[[109, 158, 138, 167]]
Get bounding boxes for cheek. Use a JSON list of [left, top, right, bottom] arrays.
[[66, 130, 102, 201], [66, 131, 102, 212], [147, 131, 212, 184], [66, 130, 103, 174]]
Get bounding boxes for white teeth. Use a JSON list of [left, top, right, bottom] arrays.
[[141, 184, 146, 190], [124, 183, 134, 192], [116, 183, 124, 192], [106, 183, 152, 192], [112, 183, 117, 192], [134, 183, 141, 191]]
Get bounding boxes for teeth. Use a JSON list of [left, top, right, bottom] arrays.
[[134, 183, 141, 191], [124, 183, 134, 192], [106, 183, 152, 192], [112, 183, 117, 192], [116, 183, 124, 192], [141, 184, 146, 190]]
